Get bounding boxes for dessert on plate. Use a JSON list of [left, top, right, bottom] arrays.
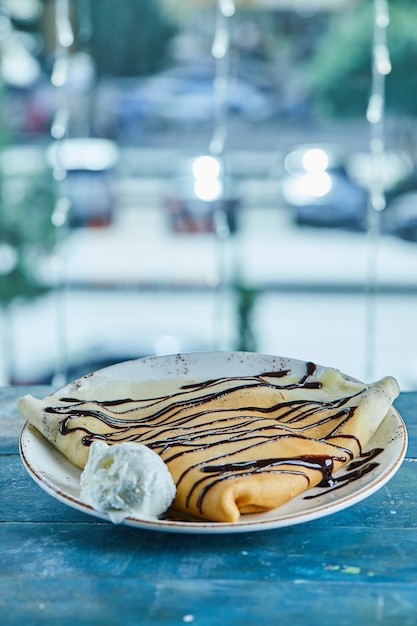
[[17, 354, 400, 523]]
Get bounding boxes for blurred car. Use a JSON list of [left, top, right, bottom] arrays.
[[281, 144, 368, 229], [164, 155, 239, 235], [137, 73, 275, 126], [46, 138, 120, 228], [94, 63, 276, 135], [384, 191, 417, 242]]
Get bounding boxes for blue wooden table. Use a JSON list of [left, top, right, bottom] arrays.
[[1, 385, 417, 626]]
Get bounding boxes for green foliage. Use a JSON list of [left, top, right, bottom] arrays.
[[0, 163, 56, 306], [0, 28, 56, 307], [384, 5, 417, 116], [89, 0, 177, 78], [304, 1, 417, 118], [234, 284, 257, 353]]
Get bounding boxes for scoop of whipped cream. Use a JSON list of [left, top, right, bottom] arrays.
[[80, 440, 176, 523]]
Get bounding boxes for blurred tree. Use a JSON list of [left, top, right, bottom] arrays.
[[0, 150, 56, 382], [0, 166, 56, 307], [0, 71, 54, 308], [89, 0, 177, 78], [234, 283, 257, 353], [304, 0, 417, 118]]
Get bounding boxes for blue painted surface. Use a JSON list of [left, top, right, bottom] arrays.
[[1, 387, 417, 626]]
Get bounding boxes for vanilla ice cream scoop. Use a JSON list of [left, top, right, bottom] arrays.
[[80, 440, 176, 523]]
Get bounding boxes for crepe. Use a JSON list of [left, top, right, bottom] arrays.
[[17, 362, 400, 523]]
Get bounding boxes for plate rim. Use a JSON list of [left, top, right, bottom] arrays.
[[19, 351, 408, 534]]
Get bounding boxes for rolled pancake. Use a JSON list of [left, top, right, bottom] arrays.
[[17, 363, 400, 522]]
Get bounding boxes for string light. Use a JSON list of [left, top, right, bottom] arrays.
[[209, 0, 235, 157], [49, 0, 74, 386], [365, 0, 391, 381], [208, 0, 235, 349]]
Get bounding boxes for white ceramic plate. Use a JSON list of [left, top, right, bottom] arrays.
[[19, 351, 407, 534]]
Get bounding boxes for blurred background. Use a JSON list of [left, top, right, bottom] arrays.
[[1, 0, 417, 389]]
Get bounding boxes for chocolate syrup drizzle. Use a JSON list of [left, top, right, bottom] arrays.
[[45, 362, 381, 516]]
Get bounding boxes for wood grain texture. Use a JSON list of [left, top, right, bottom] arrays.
[[2, 577, 417, 626], [1, 387, 416, 626]]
